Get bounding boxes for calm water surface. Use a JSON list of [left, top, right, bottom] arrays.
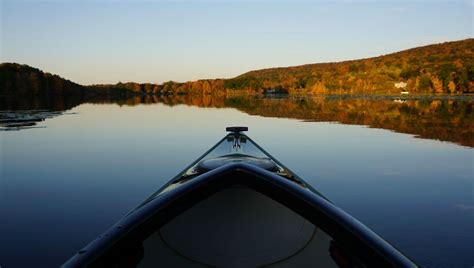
[[1, 95, 473, 267]]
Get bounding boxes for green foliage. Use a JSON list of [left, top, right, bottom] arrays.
[[349, 64, 359, 73], [456, 67, 470, 91], [438, 63, 456, 82], [224, 76, 263, 90], [419, 75, 432, 90], [468, 65, 474, 81], [400, 67, 420, 79], [295, 77, 307, 88]]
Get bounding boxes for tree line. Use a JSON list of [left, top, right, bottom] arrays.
[[1, 39, 472, 97]]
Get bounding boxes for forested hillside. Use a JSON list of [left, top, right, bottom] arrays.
[[0, 63, 132, 97], [224, 39, 474, 94], [1, 39, 472, 96], [0, 63, 86, 96]]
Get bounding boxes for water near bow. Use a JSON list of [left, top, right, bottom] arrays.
[[0, 94, 473, 267]]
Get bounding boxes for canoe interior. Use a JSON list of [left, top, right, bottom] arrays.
[[138, 186, 337, 267]]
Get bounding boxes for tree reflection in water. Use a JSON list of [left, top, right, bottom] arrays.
[[1, 94, 472, 147]]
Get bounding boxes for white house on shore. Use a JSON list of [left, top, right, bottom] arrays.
[[394, 81, 409, 94], [394, 81, 407, 89]]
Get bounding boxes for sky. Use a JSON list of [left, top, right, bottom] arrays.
[[1, 0, 472, 85]]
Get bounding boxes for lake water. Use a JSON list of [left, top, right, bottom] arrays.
[[1, 94, 473, 267]]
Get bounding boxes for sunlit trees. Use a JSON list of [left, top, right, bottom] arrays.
[[2, 39, 473, 97], [431, 76, 444, 93], [223, 39, 473, 93]]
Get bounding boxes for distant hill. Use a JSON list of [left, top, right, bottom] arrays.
[[224, 38, 474, 94], [1, 39, 473, 96], [0, 63, 133, 97], [0, 63, 86, 96]]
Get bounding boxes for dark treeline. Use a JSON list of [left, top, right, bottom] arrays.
[[1, 63, 84, 96], [0, 63, 134, 98], [89, 79, 227, 96]]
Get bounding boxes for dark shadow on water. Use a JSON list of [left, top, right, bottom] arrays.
[[1, 94, 473, 147], [0, 110, 60, 130]]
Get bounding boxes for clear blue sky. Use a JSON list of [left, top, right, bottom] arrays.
[[1, 0, 472, 85]]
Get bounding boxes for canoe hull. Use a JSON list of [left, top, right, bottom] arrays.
[[63, 163, 416, 267]]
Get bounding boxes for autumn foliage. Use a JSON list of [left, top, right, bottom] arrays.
[[1, 39, 473, 97], [224, 39, 474, 94]]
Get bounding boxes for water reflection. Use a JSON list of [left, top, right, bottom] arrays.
[[1, 95, 472, 267], [0, 110, 62, 130], [1, 94, 472, 147]]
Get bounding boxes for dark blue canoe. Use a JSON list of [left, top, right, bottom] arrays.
[[63, 127, 417, 267]]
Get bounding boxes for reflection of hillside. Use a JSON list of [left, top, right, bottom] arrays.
[[224, 95, 473, 148], [0, 95, 144, 130], [124, 94, 228, 108], [1, 94, 472, 147], [1, 95, 82, 111], [101, 94, 473, 147], [84, 94, 229, 108], [0, 96, 81, 130]]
